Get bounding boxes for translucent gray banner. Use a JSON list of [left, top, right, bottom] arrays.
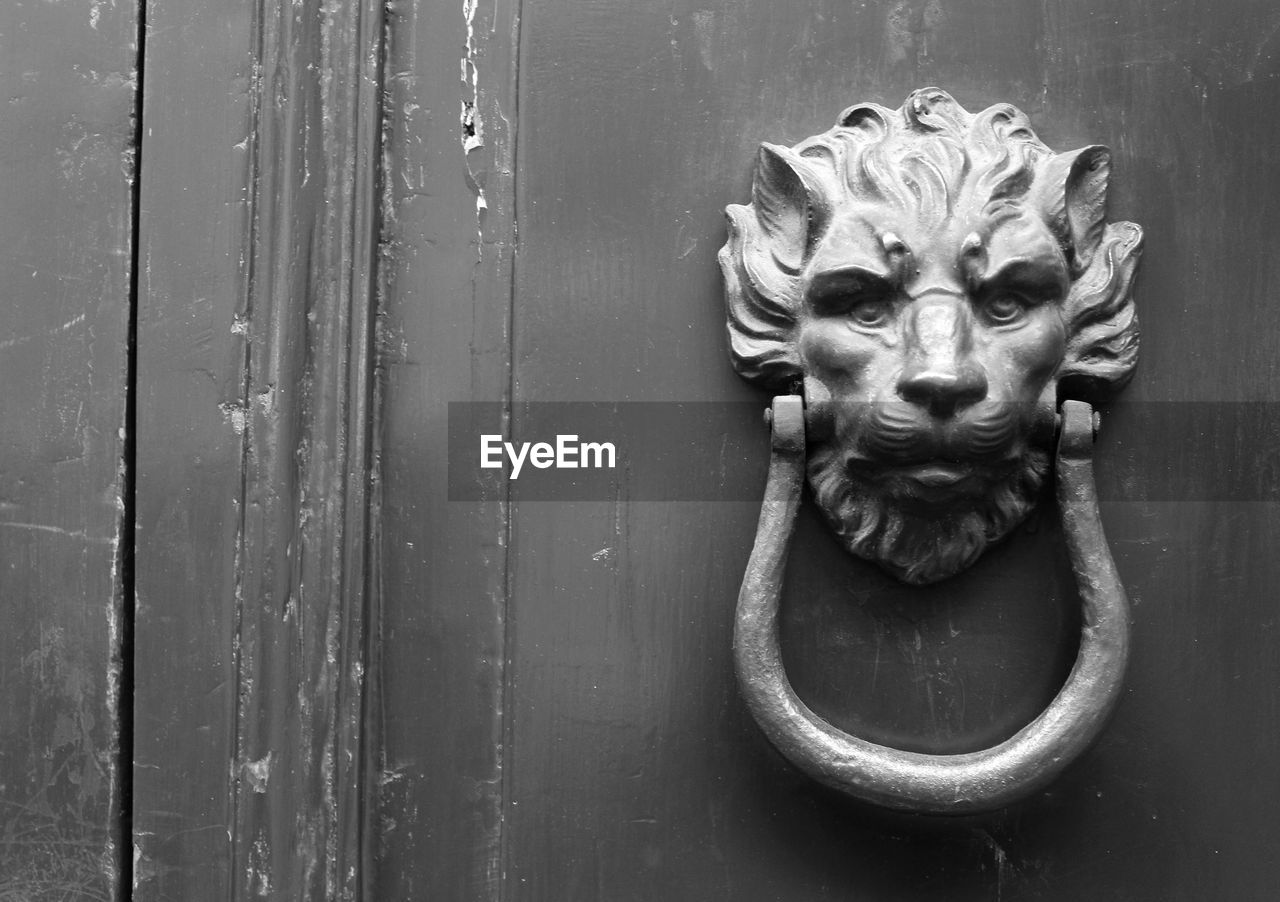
[[447, 402, 1280, 502]]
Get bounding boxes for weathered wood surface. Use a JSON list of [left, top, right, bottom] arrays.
[[133, 0, 382, 898], [132, 1, 253, 891], [98, 0, 1280, 897], [372, 0, 517, 897], [0, 1, 136, 898], [377, 0, 1280, 898]]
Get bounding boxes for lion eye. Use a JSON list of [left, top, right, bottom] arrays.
[[850, 298, 893, 327], [982, 294, 1027, 325], [806, 268, 896, 321]]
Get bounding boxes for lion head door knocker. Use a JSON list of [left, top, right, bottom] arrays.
[[720, 88, 1143, 813]]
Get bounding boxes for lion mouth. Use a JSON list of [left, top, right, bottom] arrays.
[[848, 456, 1011, 505], [900, 463, 970, 487]]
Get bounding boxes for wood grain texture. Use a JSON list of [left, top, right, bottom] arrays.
[[0, 0, 136, 898], [134, 0, 383, 898]]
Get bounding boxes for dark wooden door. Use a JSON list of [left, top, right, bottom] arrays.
[[371, 1, 1280, 899], [372, 1, 1280, 898], [7, 0, 1280, 900]]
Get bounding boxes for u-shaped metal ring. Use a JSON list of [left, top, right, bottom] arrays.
[[734, 395, 1130, 814]]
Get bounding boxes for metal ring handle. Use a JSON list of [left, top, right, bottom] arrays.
[[734, 395, 1130, 814]]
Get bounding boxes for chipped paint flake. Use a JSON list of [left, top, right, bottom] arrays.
[[244, 752, 273, 793], [219, 401, 248, 434], [461, 0, 488, 251], [461, 0, 484, 157]]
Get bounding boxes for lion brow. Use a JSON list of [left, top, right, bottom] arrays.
[[974, 255, 1068, 300], [806, 264, 897, 297]]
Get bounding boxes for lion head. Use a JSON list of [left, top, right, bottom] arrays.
[[720, 88, 1142, 584]]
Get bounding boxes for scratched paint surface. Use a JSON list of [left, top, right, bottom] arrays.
[[0, 0, 135, 898], [130, 0, 253, 891], [376, 0, 1280, 899], [133, 0, 384, 896]]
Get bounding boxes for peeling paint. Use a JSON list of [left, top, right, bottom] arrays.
[[461, 0, 484, 152], [461, 0, 488, 250], [219, 401, 248, 434], [248, 834, 272, 897], [244, 752, 273, 793], [89, 0, 105, 31], [255, 385, 276, 416]]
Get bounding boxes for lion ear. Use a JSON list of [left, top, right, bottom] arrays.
[[752, 143, 829, 273], [1038, 145, 1111, 275]]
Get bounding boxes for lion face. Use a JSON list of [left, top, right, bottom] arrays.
[[721, 89, 1142, 583], [799, 206, 1068, 583]]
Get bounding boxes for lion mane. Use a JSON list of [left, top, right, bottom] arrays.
[[719, 88, 1143, 403]]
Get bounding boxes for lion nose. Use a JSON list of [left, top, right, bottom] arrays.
[[897, 299, 989, 417], [898, 365, 989, 415]]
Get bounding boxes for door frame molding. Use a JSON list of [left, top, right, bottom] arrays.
[[227, 0, 386, 895]]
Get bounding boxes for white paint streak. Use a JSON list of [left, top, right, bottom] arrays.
[[0, 521, 114, 544], [0, 311, 88, 351], [133, 843, 144, 892], [692, 10, 717, 70]]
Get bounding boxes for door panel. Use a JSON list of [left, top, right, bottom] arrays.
[[0, 1, 136, 897], [378, 0, 1280, 899]]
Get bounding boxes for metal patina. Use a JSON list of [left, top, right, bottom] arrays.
[[723, 89, 1143, 813]]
